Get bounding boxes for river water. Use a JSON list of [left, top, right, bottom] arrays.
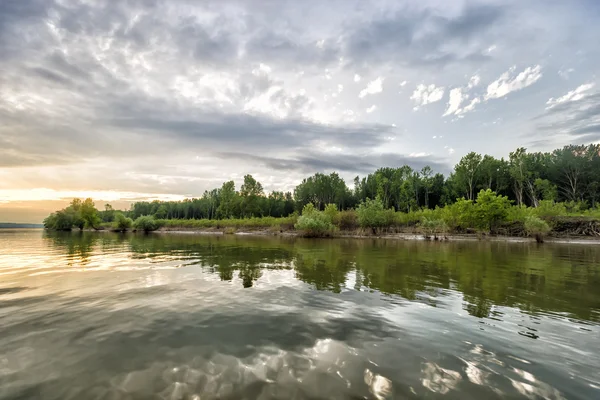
[[0, 229, 599, 399]]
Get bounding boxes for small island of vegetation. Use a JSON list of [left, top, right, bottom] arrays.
[[44, 144, 600, 243]]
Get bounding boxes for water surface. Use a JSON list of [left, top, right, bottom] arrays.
[[1, 230, 599, 399]]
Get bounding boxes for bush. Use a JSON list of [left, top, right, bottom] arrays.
[[224, 227, 236, 234], [356, 198, 387, 232], [419, 216, 448, 239], [323, 203, 340, 225], [474, 189, 512, 231], [507, 205, 533, 223], [338, 210, 358, 230], [441, 198, 475, 231], [534, 201, 567, 218], [113, 212, 133, 232], [43, 211, 74, 231], [133, 216, 160, 232], [295, 213, 334, 237], [524, 216, 551, 243]]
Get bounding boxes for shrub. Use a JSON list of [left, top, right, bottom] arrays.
[[507, 205, 533, 223], [113, 212, 133, 232], [419, 216, 448, 239], [524, 216, 551, 243], [338, 210, 358, 230], [133, 216, 160, 232], [43, 211, 73, 231], [474, 189, 512, 232], [295, 213, 334, 237], [301, 203, 317, 216], [224, 227, 236, 234], [441, 198, 475, 231], [356, 198, 386, 232], [323, 203, 340, 225], [534, 201, 567, 218]]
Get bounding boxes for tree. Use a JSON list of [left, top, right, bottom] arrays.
[[217, 181, 238, 218], [80, 198, 101, 229], [240, 174, 264, 217], [420, 166, 434, 208], [454, 152, 483, 201], [155, 205, 168, 219]]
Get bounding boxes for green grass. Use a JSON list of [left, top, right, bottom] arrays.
[[156, 216, 297, 230]]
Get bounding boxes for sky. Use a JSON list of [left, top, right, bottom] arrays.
[[1, 0, 600, 223]]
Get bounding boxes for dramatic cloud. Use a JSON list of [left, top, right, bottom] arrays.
[[410, 84, 445, 109], [484, 65, 543, 100], [0, 0, 599, 221], [534, 89, 600, 143]]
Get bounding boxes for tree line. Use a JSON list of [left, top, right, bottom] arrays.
[[116, 143, 600, 222], [44, 143, 600, 232]]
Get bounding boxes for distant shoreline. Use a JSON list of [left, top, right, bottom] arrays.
[[0, 223, 44, 229]]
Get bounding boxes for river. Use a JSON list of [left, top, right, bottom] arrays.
[[0, 229, 599, 399]]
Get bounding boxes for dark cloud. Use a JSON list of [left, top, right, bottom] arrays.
[[533, 92, 600, 143], [217, 151, 451, 175], [108, 112, 395, 154], [344, 3, 505, 67]]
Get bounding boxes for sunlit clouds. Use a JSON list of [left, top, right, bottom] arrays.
[[1, 0, 599, 221]]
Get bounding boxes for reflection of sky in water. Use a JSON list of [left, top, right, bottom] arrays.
[[0, 231, 599, 399]]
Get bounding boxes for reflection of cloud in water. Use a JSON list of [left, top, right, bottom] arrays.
[[510, 368, 566, 400], [421, 362, 461, 394], [108, 338, 375, 399], [364, 368, 392, 399]]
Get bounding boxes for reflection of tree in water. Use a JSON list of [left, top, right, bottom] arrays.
[[293, 245, 354, 293], [46, 232, 600, 321], [44, 231, 98, 267], [463, 294, 493, 318]]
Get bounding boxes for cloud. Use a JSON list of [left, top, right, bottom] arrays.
[[1, 0, 599, 213], [411, 84, 445, 109], [533, 89, 600, 143], [467, 75, 481, 88], [345, 3, 504, 68], [442, 74, 484, 117], [359, 77, 384, 98], [484, 65, 543, 100], [217, 151, 451, 175], [443, 88, 467, 116], [546, 83, 595, 109]]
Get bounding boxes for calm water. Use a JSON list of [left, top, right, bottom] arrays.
[[1, 230, 599, 400]]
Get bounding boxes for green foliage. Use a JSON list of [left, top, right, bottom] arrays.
[[534, 200, 567, 218], [356, 198, 386, 229], [43, 210, 75, 231], [133, 216, 160, 232], [43, 198, 99, 231], [323, 203, 340, 225], [113, 212, 133, 231], [42, 143, 600, 239], [294, 205, 334, 237], [301, 203, 317, 216], [80, 198, 101, 229], [441, 198, 476, 231], [524, 216, 551, 242], [338, 210, 358, 230], [474, 189, 512, 231], [419, 216, 448, 239]]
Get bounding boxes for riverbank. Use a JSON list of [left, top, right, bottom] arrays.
[[148, 225, 600, 244]]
